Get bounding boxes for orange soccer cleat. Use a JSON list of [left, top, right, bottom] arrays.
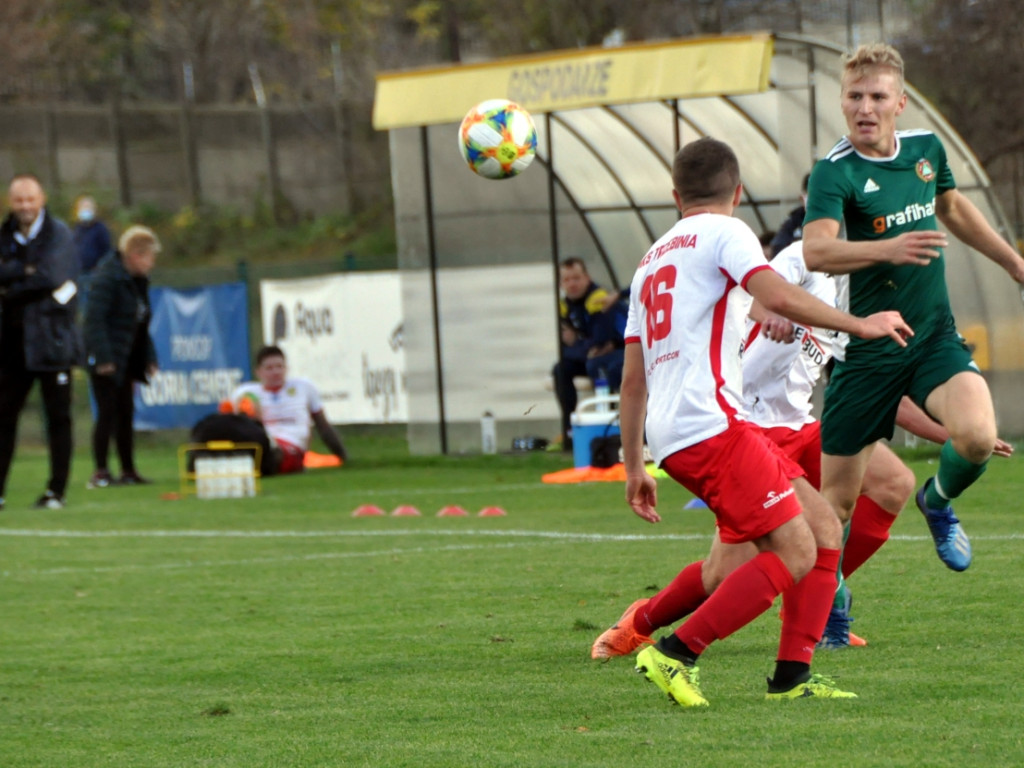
[[591, 598, 653, 659]]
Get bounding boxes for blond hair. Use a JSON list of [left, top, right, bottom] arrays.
[[842, 43, 905, 93], [118, 225, 161, 256]]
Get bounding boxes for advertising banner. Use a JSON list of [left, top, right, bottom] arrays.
[[134, 283, 251, 430], [259, 271, 407, 424]]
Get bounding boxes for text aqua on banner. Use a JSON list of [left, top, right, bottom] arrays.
[[258, 271, 407, 424]]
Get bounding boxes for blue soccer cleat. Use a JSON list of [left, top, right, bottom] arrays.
[[916, 479, 972, 572]]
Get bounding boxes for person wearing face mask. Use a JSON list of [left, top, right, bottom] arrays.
[[71, 196, 113, 277]]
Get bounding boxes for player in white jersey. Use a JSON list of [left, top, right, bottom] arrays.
[[604, 137, 910, 707], [230, 345, 347, 473], [595, 239, 1014, 660], [594, 241, 906, 659]]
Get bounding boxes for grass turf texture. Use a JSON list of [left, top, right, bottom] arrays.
[[1, 429, 1022, 767]]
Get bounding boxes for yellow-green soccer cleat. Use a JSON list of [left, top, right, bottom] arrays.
[[765, 673, 858, 700], [635, 644, 709, 707], [591, 598, 653, 659]]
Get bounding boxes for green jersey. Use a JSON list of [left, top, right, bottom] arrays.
[[805, 130, 956, 362]]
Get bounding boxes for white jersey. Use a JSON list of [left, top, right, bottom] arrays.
[[741, 242, 836, 430], [624, 213, 771, 463], [231, 377, 323, 450]]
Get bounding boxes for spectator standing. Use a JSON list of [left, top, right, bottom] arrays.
[[0, 174, 83, 510], [83, 226, 160, 488], [71, 196, 112, 276]]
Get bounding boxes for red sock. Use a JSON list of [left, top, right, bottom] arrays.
[[843, 496, 897, 578], [778, 548, 840, 664], [635, 560, 707, 635], [675, 551, 793, 655]]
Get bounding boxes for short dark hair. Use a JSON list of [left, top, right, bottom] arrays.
[[255, 345, 286, 367], [671, 137, 740, 206], [559, 257, 588, 273], [801, 173, 811, 193]]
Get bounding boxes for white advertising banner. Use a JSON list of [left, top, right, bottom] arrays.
[[259, 272, 407, 424]]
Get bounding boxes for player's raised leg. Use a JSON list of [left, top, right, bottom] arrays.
[[918, 372, 996, 571]]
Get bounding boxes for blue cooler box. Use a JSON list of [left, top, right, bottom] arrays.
[[570, 395, 621, 468]]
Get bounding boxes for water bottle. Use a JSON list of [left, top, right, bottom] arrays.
[[594, 368, 610, 412], [480, 411, 497, 454]]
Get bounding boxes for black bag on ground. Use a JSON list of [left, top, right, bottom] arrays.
[[590, 435, 622, 468], [190, 413, 279, 477]]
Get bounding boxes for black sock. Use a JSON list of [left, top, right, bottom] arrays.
[[656, 634, 699, 666], [770, 661, 811, 689]]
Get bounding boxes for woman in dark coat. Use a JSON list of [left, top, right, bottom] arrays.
[[82, 225, 160, 487]]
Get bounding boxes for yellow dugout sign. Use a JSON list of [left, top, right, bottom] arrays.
[[373, 34, 773, 130]]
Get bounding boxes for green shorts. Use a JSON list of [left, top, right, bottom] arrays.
[[820, 329, 979, 456]]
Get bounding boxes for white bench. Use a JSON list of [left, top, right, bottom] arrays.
[[544, 375, 593, 393]]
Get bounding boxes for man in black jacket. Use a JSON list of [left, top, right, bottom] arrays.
[[83, 225, 160, 488], [769, 173, 810, 258], [0, 174, 83, 510]]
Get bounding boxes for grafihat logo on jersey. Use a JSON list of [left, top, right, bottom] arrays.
[[916, 158, 935, 182]]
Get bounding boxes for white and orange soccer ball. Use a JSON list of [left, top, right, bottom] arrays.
[[458, 99, 537, 180]]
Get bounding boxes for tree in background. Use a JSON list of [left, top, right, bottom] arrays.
[[899, 0, 1024, 168]]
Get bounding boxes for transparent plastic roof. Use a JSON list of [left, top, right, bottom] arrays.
[[382, 34, 1024, 452]]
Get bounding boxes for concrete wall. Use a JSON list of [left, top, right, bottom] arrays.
[[0, 102, 391, 218]]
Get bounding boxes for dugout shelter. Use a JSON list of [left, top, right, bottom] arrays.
[[373, 33, 1024, 454]]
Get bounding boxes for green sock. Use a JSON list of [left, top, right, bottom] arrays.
[[832, 521, 851, 610], [833, 574, 850, 611], [925, 439, 988, 508]]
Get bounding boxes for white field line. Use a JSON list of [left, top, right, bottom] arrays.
[[2, 527, 1023, 542], [7, 542, 539, 577], [2, 528, 1022, 578], [0, 528, 712, 541]]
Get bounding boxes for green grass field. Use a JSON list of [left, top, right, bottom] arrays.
[[1, 429, 1022, 768]]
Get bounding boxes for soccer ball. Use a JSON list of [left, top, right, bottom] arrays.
[[458, 99, 538, 179]]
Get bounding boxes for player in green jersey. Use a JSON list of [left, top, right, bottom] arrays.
[[803, 43, 1024, 572]]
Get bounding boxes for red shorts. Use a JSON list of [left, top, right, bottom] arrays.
[[275, 439, 306, 474], [661, 420, 805, 544], [761, 422, 821, 491]]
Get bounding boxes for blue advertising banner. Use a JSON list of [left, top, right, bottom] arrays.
[[134, 283, 251, 430]]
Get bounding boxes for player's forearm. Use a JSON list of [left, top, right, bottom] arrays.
[[947, 216, 1024, 280], [313, 414, 347, 461], [895, 396, 949, 445], [753, 271, 855, 334], [939, 192, 1024, 281], [802, 236, 885, 273]]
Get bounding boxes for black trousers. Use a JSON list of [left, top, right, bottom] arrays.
[[90, 371, 137, 475], [0, 366, 74, 498], [552, 357, 589, 441]]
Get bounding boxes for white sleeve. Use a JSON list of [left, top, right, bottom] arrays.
[[623, 270, 643, 341], [718, 218, 770, 286], [769, 242, 808, 286]]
